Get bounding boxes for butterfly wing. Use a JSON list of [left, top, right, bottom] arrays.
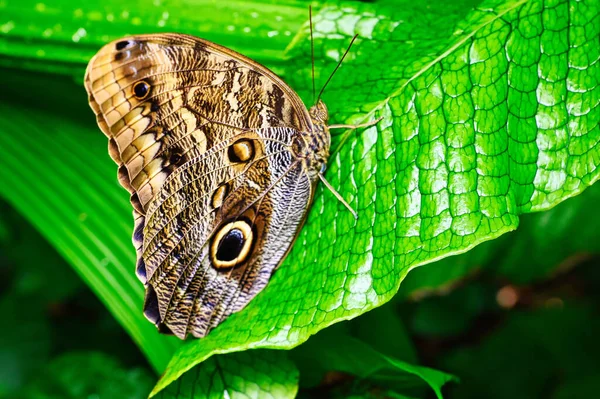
[[143, 127, 312, 338], [84, 34, 316, 338]]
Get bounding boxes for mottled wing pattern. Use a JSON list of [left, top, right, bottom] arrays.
[[84, 34, 315, 338]]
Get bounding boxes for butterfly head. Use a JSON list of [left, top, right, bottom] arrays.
[[309, 100, 329, 124]]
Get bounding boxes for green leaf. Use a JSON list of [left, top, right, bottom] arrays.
[[156, 350, 298, 399], [350, 304, 419, 365], [0, 0, 311, 78], [289, 327, 456, 399], [20, 352, 154, 399], [155, 0, 600, 393]]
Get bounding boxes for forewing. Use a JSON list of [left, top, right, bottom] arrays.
[[84, 33, 311, 214]]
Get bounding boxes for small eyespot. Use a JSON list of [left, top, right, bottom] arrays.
[[169, 152, 184, 166], [115, 40, 131, 50], [133, 81, 150, 99], [114, 52, 124, 61], [151, 102, 160, 112], [228, 139, 255, 163], [211, 183, 230, 209]]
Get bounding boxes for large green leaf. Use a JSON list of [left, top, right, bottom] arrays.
[[0, 0, 598, 396], [0, 90, 181, 371], [155, 0, 600, 393], [156, 350, 298, 399]]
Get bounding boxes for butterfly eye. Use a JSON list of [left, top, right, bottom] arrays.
[[320, 163, 327, 174], [211, 220, 254, 269]]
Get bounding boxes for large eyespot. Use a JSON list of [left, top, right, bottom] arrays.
[[133, 80, 151, 100], [227, 139, 255, 163], [211, 220, 254, 269]]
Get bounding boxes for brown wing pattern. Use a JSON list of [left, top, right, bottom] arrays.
[[84, 34, 316, 338], [143, 127, 312, 337]]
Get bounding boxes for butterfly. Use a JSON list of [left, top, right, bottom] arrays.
[[84, 27, 379, 339]]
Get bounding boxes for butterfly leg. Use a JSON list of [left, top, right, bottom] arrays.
[[329, 116, 384, 158], [318, 173, 358, 219], [322, 116, 384, 219]]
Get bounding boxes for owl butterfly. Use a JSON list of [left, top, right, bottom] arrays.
[[84, 18, 379, 339]]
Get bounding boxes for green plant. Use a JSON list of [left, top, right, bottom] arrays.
[[1, 0, 598, 398]]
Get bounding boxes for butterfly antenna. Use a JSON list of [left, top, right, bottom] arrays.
[[316, 34, 358, 104], [318, 173, 358, 219], [309, 6, 316, 102]]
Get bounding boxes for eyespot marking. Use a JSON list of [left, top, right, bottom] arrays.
[[133, 80, 150, 100], [211, 220, 253, 269], [228, 139, 254, 163], [168, 151, 185, 167], [211, 183, 230, 210], [115, 40, 132, 50]]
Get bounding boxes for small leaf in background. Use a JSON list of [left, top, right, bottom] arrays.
[[156, 350, 299, 399], [350, 304, 419, 364], [290, 324, 456, 399], [0, 296, 52, 397]]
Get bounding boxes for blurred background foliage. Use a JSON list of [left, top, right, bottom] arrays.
[[1, 0, 600, 398]]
